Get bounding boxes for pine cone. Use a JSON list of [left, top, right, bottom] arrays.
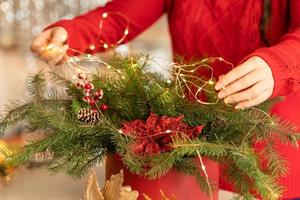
[[77, 108, 101, 125], [210, 114, 227, 131]]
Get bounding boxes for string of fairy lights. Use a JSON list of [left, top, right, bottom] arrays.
[[170, 57, 234, 105], [42, 11, 229, 105], [40, 10, 276, 200], [98, 12, 129, 50]]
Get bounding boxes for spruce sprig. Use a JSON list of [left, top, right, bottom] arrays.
[[0, 55, 299, 199]]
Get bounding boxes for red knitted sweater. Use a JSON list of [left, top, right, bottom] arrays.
[[48, 0, 300, 198]]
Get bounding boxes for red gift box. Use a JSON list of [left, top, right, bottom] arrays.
[[106, 154, 219, 200]]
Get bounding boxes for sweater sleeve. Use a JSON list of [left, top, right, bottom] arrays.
[[46, 0, 166, 54], [249, 29, 300, 98], [247, 1, 300, 98]]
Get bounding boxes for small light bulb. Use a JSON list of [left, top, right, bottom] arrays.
[[124, 29, 129, 35], [40, 45, 47, 52], [208, 80, 215, 85], [47, 44, 56, 50], [103, 43, 108, 49], [102, 12, 108, 18], [89, 45, 95, 50], [165, 130, 172, 134]]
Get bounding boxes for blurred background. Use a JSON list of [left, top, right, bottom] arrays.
[[0, 0, 232, 199]]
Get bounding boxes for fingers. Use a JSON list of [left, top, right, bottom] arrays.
[[224, 81, 266, 104], [48, 45, 69, 66], [218, 74, 225, 80], [217, 70, 262, 99], [235, 90, 271, 109], [56, 55, 69, 65], [215, 62, 255, 91], [31, 29, 52, 54], [50, 27, 68, 46], [38, 44, 67, 65], [31, 27, 69, 65], [215, 56, 275, 108]]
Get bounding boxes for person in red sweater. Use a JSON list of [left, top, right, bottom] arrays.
[[31, 0, 300, 199]]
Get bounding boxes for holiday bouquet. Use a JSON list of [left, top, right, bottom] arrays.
[[0, 53, 299, 200]]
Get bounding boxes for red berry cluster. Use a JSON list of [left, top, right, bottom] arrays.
[[76, 73, 108, 112]]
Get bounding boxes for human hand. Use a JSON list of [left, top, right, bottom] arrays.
[[215, 56, 275, 109], [31, 27, 69, 65]]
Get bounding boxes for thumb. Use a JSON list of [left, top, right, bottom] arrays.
[[50, 27, 68, 46], [218, 75, 225, 81], [215, 75, 225, 91]]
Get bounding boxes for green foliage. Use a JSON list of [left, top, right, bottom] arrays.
[[27, 71, 46, 101], [0, 55, 299, 199], [262, 143, 288, 178]]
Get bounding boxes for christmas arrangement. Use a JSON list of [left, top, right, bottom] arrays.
[[0, 53, 299, 200]]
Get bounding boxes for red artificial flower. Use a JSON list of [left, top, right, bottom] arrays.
[[121, 113, 204, 155]]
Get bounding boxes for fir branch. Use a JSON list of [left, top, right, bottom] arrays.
[[26, 71, 46, 101], [260, 142, 288, 178], [145, 152, 178, 179], [0, 101, 31, 134], [171, 138, 230, 158], [267, 118, 299, 146], [228, 146, 284, 200], [142, 139, 230, 180]]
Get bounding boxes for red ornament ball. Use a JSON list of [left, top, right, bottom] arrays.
[[84, 83, 93, 90], [89, 99, 96, 106], [83, 96, 92, 102], [100, 104, 109, 111]]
